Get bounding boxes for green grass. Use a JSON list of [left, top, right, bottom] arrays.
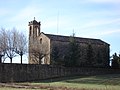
[[0, 74, 120, 90], [28, 74, 120, 90]]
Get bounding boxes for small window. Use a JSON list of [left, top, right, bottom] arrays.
[[41, 57, 45, 64], [29, 26, 32, 35], [40, 38, 42, 44], [30, 26, 32, 30]]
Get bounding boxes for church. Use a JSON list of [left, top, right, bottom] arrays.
[[28, 19, 110, 67]]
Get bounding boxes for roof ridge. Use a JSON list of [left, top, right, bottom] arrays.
[[45, 33, 100, 40], [43, 33, 109, 45]]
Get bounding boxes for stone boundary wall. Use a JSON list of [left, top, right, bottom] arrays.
[[0, 63, 120, 82]]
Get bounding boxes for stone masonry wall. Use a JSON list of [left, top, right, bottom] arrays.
[[0, 63, 120, 82], [51, 40, 109, 67]]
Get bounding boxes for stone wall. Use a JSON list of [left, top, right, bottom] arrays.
[[51, 40, 109, 67], [0, 63, 120, 82]]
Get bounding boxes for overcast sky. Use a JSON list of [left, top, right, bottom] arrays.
[[0, 0, 120, 63]]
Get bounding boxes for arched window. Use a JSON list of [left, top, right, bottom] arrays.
[[41, 57, 45, 64], [29, 26, 32, 36], [34, 26, 37, 36], [37, 28, 39, 36], [40, 38, 42, 44]]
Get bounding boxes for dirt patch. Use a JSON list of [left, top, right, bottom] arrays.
[[0, 83, 86, 90]]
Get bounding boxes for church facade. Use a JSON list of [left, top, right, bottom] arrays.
[[28, 19, 110, 67]]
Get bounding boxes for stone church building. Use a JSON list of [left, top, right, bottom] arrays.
[[28, 19, 110, 67]]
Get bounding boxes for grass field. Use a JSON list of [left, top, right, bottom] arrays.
[[0, 74, 120, 90]]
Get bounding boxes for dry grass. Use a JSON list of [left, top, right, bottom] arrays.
[[0, 74, 120, 90]]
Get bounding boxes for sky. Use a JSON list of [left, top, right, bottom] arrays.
[[0, 0, 120, 63]]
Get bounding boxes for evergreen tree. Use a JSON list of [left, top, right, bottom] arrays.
[[51, 46, 60, 65], [64, 34, 80, 67], [112, 53, 119, 68], [86, 44, 94, 67], [97, 51, 101, 63]]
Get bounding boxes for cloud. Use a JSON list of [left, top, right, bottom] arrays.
[[6, 5, 43, 32], [0, 8, 11, 16], [84, 0, 120, 3], [80, 18, 120, 29], [9, 6, 42, 22], [85, 29, 120, 38], [42, 18, 57, 30], [42, 16, 71, 31], [96, 29, 120, 36], [86, 10, 120, 18]]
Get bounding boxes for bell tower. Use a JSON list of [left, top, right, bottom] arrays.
[[28, 18, 41, 64], [28, 17, 41, 38]]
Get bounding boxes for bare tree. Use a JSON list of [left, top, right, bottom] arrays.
[[5, 29, 18, 63], [0, 28, 8, 63], [15, 32, 27, 64], [0, 42, 4, 63], [0, 28, 27, 63], [30, 41, 49, 64]]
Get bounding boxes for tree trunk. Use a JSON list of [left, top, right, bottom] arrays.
[[0, 55, 4, 63], [39, 55, 41, 64], [21, 55, 22, 64], [10, 57, 12, 63], [20, 52, 23, 64], [0, 56, 2, 63]]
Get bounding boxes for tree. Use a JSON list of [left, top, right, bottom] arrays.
[[64, 33, 81, 67], [0, 28, 27, 63], [51, 46, 62, 65], [30, 41, 49, 64], [51, 46, 59, 64], [86, 44, 94, 67], [112, 53, 119, 68], [15, 32, 27, 64], [0, 28, 8, 63], [5, 29, 18, 63]]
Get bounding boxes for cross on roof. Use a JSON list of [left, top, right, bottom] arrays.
[[34, 17, 35, 20]]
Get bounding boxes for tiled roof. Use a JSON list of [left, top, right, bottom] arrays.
[[44, 33, 109, 45]]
